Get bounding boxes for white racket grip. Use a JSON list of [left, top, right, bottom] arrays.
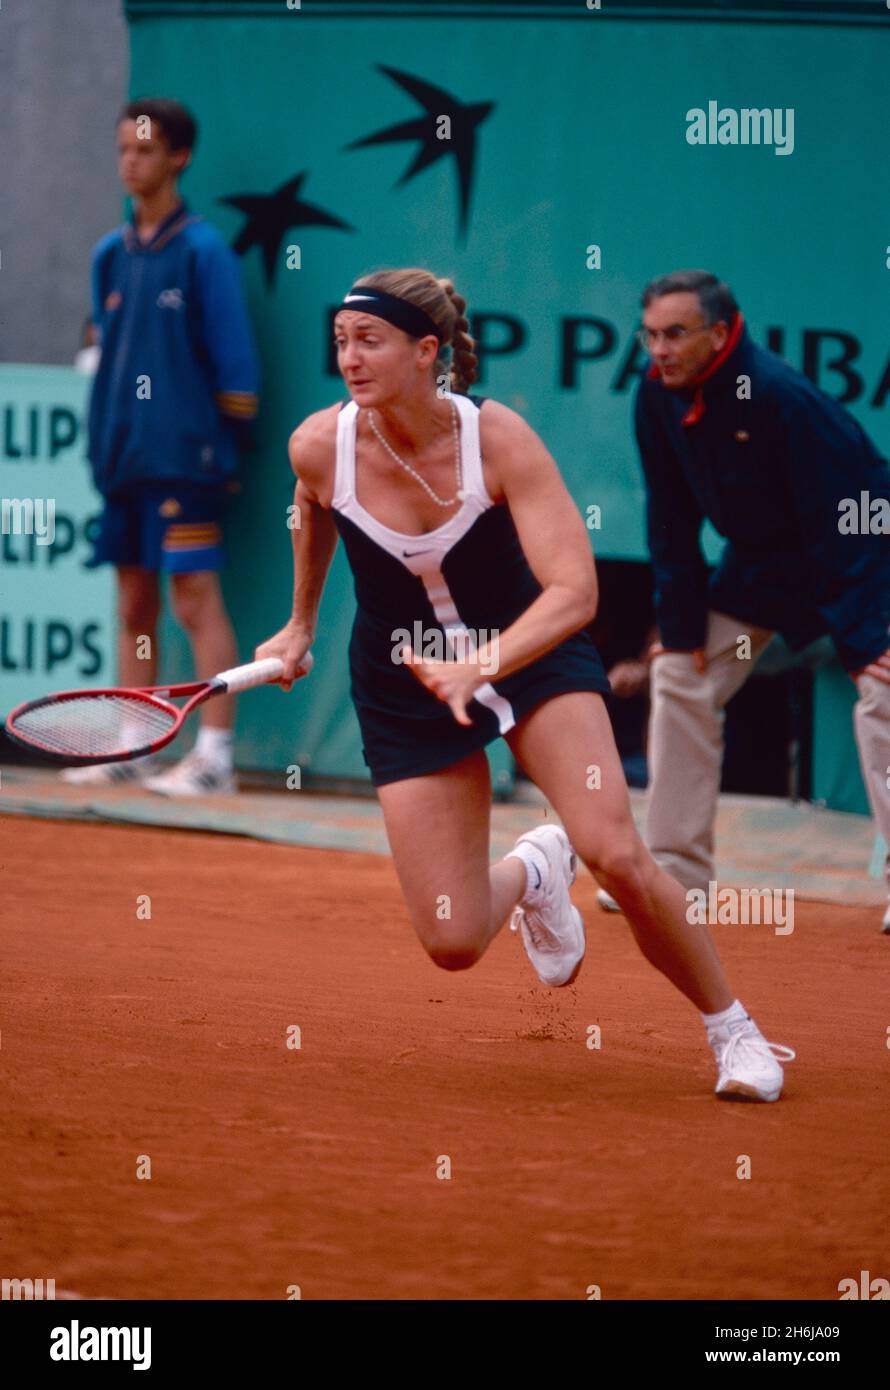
[[215, 651, 313, 694]]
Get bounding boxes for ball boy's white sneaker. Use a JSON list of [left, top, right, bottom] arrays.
[[61, 756, 157, 787], [144, 750, 236, 798]]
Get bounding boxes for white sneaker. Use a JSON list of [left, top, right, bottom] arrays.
[[596, 887, 622, 913], [61, 756, 157, 787], [509, 824, 585, 987], [882, 901, 890, 934], [709, 1021, 795, 1103], [143, 750, 236, 798]]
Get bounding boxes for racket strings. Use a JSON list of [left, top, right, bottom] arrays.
[[11, 695, 176, 757]]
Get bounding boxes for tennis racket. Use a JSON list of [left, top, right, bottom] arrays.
[[4, 653, 313, 766]]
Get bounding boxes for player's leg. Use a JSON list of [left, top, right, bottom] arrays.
[[376, 750, 526, 970], [507, 690, 794, 1100], [507, 691, 731, 1011], [645, 610, 775, 891], [851, 631, 890, 929]]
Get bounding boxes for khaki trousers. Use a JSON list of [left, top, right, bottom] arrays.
[[645, 610, 890, 894]]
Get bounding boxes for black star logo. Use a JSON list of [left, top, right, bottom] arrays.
[[219, 173, 353, 286], [345, 66, 494, 239]]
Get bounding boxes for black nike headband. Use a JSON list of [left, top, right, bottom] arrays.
[[337, 286, 443, 343]]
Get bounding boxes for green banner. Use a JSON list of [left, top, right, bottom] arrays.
[[0, 366, 115, 709], [114, 7, 890, 795]]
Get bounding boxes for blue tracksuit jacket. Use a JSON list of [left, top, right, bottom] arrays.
[[87, 200, 260, 496], [636, 324, 890, 672]]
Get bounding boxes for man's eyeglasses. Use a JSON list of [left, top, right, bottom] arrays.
[[636, 324, 713, 349]]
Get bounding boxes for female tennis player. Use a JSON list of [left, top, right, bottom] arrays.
[[255, 267, 794, 1102]]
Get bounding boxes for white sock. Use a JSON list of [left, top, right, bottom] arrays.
[[506, 843, 548, 901], [702, 999, 751, 1036], [195, 726, 233, 768]]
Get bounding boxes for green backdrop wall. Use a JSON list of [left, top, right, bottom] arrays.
[[71, 2, 890, 794], [0, 367, 114, 706]]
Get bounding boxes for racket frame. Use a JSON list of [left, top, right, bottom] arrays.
[[4, 680, 222, 766], [4, 653, 309, 766]]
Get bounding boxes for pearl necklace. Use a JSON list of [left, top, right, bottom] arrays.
[[365, 399, 466, 508]]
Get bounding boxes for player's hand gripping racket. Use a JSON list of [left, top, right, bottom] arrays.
[[4, 654, 313, 766]]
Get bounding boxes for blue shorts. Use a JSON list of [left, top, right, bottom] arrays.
[[87, 484, 228, 573]]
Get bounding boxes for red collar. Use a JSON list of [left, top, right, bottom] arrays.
[[646, 313, 745, 425]]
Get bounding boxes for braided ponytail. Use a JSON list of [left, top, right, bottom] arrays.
[[437, 278, 479, 395]]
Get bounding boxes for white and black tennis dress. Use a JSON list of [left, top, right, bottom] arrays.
[[330, 392, 611, 785]]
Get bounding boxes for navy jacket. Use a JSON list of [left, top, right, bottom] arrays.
[[87, 201, 260, 496], [636, 324, 890, 671]]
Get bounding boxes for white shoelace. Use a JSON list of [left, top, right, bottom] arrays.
[[717, 1031, 796, 1068]]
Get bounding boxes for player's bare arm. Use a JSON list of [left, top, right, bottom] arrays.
[[254, 408, 340, 689], [479, 399, 598, 669]]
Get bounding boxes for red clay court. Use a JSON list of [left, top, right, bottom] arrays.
[[3, 795, 888, 1301]]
